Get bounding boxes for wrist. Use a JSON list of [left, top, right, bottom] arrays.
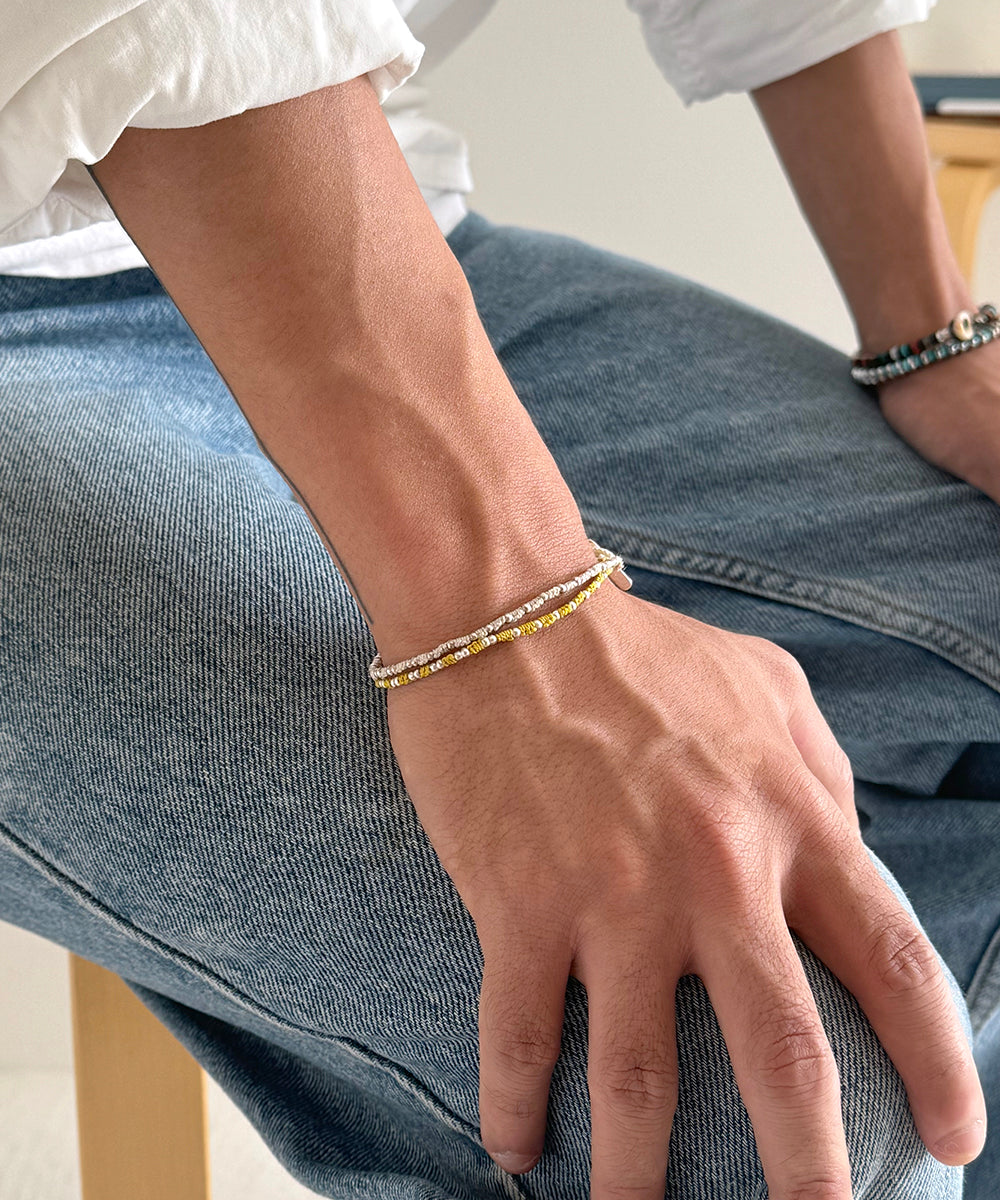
[[852, 240, 974, 358], [873, 325, 1000, 392], [296, 353, 598, 666], [370, 508, 599, 668], [380, 551, 634, 698]]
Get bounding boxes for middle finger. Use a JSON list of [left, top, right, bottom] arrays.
[[699, 920, 853, 1199]]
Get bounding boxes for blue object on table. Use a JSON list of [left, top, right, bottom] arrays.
[[913, 74, 1000, 117]]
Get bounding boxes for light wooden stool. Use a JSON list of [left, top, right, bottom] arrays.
[[69, 954, 211, 1199], [925, 115, 1000, 283], [64, 117, 999, 1200]]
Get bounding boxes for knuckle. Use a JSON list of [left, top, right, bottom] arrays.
[[593, 1053, 678, 1115], [597, 1185, 667, 1200], [826, 742, 855, 789], [782, 653, 812, 692], [751, 636, 808, 685], [598, 845, 658, 905], [784, 1180, 852, 1200], [487, 1021, 562, 1077], [760, 761, 841, 836], [750, 1012, 837, 1096], [866, 917, 939, 997], [479, 1079, 540, 1121], [768, 760, 823, 808]]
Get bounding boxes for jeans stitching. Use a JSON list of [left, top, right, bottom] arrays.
[[966, 918, 1000, 1037], [0, 817, 488, 1155], [581, 515, 1000, 695]]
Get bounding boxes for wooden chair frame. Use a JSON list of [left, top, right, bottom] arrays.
[[70, 955, 211, 1199], [925, 116, 1000, 283]]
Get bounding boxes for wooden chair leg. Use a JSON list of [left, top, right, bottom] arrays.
[[933, 161, 1000, 284], [69, 952, 211, 1200]]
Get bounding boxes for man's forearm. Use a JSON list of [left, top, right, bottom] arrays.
[[88, 76, 594, 666], [751, 30, 972, 354]]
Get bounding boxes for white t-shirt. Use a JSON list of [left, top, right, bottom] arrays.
[[0, 0, 934, 278]]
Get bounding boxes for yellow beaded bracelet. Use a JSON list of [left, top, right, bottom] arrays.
[[369, 538, 627, 683], [372, 561, 618, 689]]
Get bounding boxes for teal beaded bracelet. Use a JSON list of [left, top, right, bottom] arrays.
[[851, 302, 1000, 387]]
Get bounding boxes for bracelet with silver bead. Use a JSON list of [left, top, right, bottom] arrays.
[[850, 303, 1000, 387], [371, 560, 621, 689], [369, 538, 630, 686]]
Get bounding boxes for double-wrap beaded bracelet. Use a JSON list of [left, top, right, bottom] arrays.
[[369, 538, 632, 689], [851, 302, 1000, 387]]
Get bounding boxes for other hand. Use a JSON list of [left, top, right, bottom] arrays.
[[875, 337, 1000, 505]]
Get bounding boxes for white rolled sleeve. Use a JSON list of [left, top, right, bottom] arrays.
[[625, 0, 936, 105], [0, 0, 425, 243]]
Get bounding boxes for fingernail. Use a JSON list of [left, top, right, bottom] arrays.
[[935, 1118, 986, 1160], [491, 1150, 539, 1175]]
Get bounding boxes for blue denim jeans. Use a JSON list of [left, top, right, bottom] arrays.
[[1, 208, 998, 1199]]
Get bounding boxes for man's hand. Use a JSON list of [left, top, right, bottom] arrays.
[[85, 53, 990, 1200], [874, 339, 1000, 505], [387, 581, 987, 1197]]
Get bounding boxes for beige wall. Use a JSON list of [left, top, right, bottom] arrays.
[[2, 0, 998, 1071], [418, 0, 999, 353]]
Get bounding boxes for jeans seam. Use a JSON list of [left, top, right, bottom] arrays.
[[581, 515, 1000, 695], [966, 918, 1000, 1037], [0, 817, 488, 1155]]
